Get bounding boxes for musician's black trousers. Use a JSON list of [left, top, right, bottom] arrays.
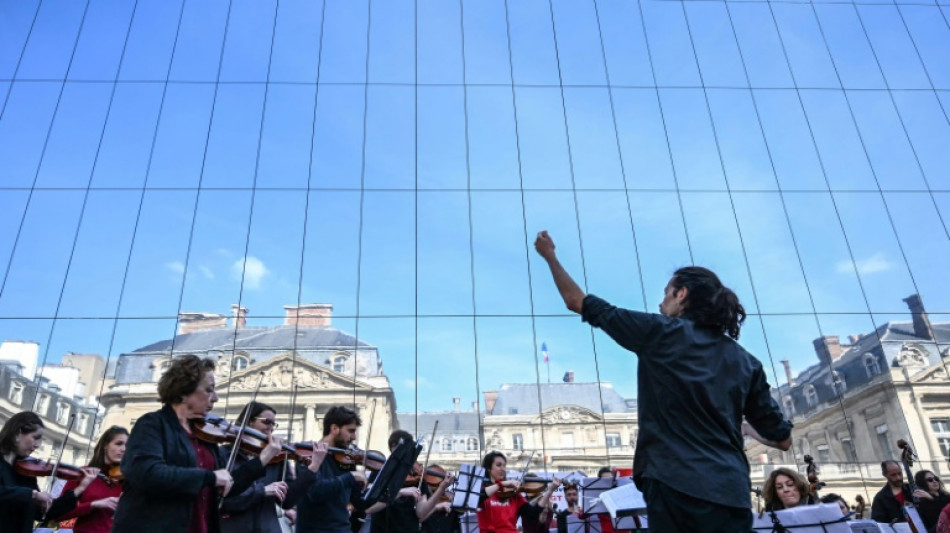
[[640, 477, 753, 533]]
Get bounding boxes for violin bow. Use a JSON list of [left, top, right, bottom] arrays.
[[282, 384, 298, 484], [219, 372, 265, 509], [417, 420, 439, 490], [364, 398, 377, 451], [515, 450, 537, 486], [38, 413, 76, 523]]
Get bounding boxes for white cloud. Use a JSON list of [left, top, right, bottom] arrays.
[[165, 261, 185, 276], [836, 253, 892, 275], [232, 256, 270, 290], [403, 377, 431, 389], [198, 266, 215, 280]]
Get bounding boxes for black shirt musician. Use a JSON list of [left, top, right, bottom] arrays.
[[535, 231, 793, 533]]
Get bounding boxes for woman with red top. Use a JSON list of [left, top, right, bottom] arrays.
[[477, 451, 529, 533], [58, 426, 128, 533]]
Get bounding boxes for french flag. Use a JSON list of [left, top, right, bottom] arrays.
[[542, 342, 549, 363]]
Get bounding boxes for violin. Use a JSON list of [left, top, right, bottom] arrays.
[[15, 457, 86, 481], [293, 443, 385, 472], [407, 462, 452, 487], [98, 465, 124, 486], [521, 476, 551, 497]]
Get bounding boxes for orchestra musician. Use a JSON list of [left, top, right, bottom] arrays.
[[555, 482, 582, 533], [221, 401, 319, 533], [519, 475, 559, 533], [476, 451, 532, 533], [295, 405, 366, 533], [763, 468, 812, 511], [58, 425, 128, 533], [913, 470, 950, 533], [535, 231, 793, 533], [0, 411, 98, 533], [871, 460, 913, 524], [365, 430, 454, 533], [421, 464, 461, 533], [818, 493, 850, 517], [111, 354, 282, 533]]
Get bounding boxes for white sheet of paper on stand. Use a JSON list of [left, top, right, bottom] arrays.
[[453, 463, 486, 511], [599, 483, 647, 518], [752, 503, 850, 533]]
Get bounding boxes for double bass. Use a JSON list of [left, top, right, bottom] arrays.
[[897, 438, 926, 533]]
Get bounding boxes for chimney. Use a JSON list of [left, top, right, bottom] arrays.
[[453, 397, 461, 412], [178, 312, 228, 335], [781, 359, 795, 386], [231, 304, 248, 329], [903, 294, 934, 340], [472, 401, 478, 412], [484, 390, 498, 414], [562, 371, 574, 383], [813, 336, 843, 368], [848, 334, 861, 344], [284, 304, 332, 327]]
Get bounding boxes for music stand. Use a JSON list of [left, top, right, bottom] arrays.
[[452, 463, 486, 512], [362, 438, 421, 505]]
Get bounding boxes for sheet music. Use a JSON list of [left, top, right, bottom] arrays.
[[752, 503, 850, 533], [452, 463, 485, 511], [599, 483, 647, 518]]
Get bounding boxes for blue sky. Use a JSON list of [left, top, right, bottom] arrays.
[[0, 0, 949, 417]]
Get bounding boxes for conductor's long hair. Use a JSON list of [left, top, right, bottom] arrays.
[[671, 266, 746, 340]]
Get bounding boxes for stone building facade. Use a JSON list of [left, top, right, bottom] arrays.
[[100, 303, 397, 452]]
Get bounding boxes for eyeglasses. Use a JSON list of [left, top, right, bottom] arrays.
[[926, 477, 939, 483], [254, 417, 278, 428]]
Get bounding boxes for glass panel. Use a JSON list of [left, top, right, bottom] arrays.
[[595, 0, 654, 87], [117, 0, 183, 81], [882, 193, 950, 309], [0, 82, 61, 188], [0, 0, 41, 79], [684, 2, 746, 88], [897, 5, 950, 90], [268, 0, 323, 84], [310, 86, 365, 190], [771, 3, 838, 89], [728, 2, 794, 89], [550, 0, 607, 86], [857, 4, 931, 90], [706, 89, 778, 191], [846, 91, 927, 191], [90, 83, 164, 189], [562, 88, 624, 190], [202, 85, 267, 189], [17, 0, 87, 80], [514, 87, 573, 191], [68, 0, 136, 81], [657, 89, 726, 190], [752, 89, 827, 191], [35, 83, 113, 188], [357, 192, 415, 317], [506, 0, 559, 86], [58, 191, 142, 319], [219, 0, 278, 83], [471, 192, 532, 316], [639, 1, 700, 87], [369, 0, 413, 84], [799, 89, 875, 190], [418, 192, 472, 316], [364, 86, 414, 190], [418, 87, 466, 190], [467, 87, 520, 190], [611, 88, 676, 191], [460, 0, 510, 86], [812, 4, 884, 90], [168, 0, 228, 82], [319, 0, 369, 84], [299, 190, 361, 319], [148, 84, 217, 188], [0, 191, 84, 318], [257, 85, 317, 189], [418, 0, 462, 85]]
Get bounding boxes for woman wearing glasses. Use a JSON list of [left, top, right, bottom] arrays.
[[914, 470, 950, 533], [221, 401, 306, 533], [58, 425, 128, 533]]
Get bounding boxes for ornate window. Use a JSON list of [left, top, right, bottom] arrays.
[[232, 355, 250, 371], [865, 354, 881, 378], [466, 437, 479, 451], [56, 401, 70, 424], [932, 419, 950, 459], [782, 396, 794, 416], [36, 394, 50, 415], [332, 355, 347, 373], [512, 434, 523, 451], [804, 385, 818, 407], [8, 381, 23, 404], [440, 438, 453, 452], [606, 433, 621, 448], [831, 371, 846, 394]]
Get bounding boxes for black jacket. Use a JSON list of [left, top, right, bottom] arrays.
[[295, 457, 360, 533], [111, 405, 266, 533], [220, 447, 302, 533], [871, 483, 913, 524], [0, 457, 78, 533]]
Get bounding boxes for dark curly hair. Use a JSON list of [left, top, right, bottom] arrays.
[[157, 355, 216, 405], [482, 451, 507, 479], [0, 411, 45, 456], [671, 266, 746, 340]]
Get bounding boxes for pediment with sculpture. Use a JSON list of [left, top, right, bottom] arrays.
[[216, 353, 372, 392], [539, 406, 602, 425], [896, 342, 931, 368]]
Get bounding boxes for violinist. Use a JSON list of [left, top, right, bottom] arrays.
[[221, 401, 319, 533], [818, 493, 850, 517], [0, 411, 98, 533], [476, 451, 530, 533], [871, 460, 913, 524], [295, 405, 366, 533], [763, 468, 812, 511], [57, 425, 128, 533], [421, 464, 461, 533], [519, 474, 559, 533], [365, 430, 454, 533], [111, 354, 282, 533]]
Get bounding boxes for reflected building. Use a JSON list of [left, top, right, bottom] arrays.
[[100, 304, 396, 452], [398, 374, 637, 474], [746, 294, 950, 504], [0, 341, 99, 464]]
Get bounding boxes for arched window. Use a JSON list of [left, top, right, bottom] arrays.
[[332, 355, 347, 373], [804, 385, 818, 407], [232, 355, 250, 371], [832, 371, 846, 394], [440, 438, 453, 452], [512, 434, 524, 451], [865, 354, 881, 378], [467, 437, 479, 451]]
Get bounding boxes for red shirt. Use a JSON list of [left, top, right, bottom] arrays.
[[189, 434, 217, 533], [896, 491, 906, 506], [477, 492, 527, 533], [59, 475, 123, 533]]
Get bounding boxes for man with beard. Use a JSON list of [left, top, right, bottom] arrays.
[[296, 406, 367, 533], [556, 483, 582, 533], [871, 460, 914, 524]]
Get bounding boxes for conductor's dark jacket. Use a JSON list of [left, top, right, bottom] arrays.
[[111, 405, 265, 533]]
